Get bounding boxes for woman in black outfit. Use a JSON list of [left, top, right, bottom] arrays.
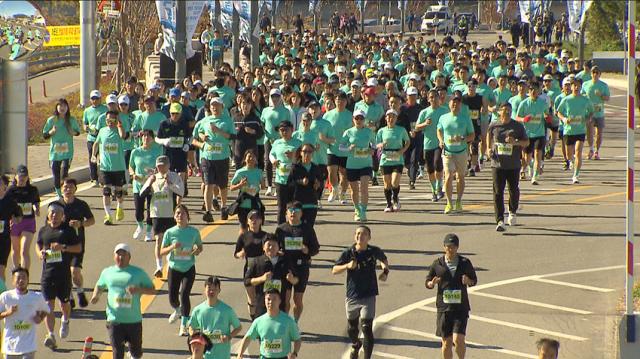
[[288, 143, 323, 226], [233, 95, 264, 168]]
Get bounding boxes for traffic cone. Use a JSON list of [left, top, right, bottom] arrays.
[[81, 336, 94, 358]]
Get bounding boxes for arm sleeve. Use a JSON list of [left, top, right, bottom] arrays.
[[42, 117, 53, 137]]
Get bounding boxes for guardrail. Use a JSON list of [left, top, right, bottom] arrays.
[[28, 47, 80, 78]]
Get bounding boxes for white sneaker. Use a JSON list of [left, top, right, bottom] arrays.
[[496, 221, 506, 232], [265, 186, 273, 196], [59, 320, 69, 339], [317, 200, 323, 209], [168, 308, 180, 324], [132, 226, 143, 240], [179, 325, 188, 336], [507, 213, 517, 226], [531, 176, 539, 185], [393, 201, 401, 211], [327, 190, 336, 203], [340, 192, 348, 205], [572, 176, 580, 184], [144, 232, 154, 242], [417, 168, 424, 179], [384, 206, 393, 213]]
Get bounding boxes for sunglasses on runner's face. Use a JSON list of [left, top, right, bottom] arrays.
[[287, 208, 301, 213], [302, 149, 314, 153]]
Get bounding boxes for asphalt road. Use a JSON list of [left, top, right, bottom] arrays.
[[19, 80, 639, 359]]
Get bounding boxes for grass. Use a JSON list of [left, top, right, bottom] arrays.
[[28, 78, 115, 144]]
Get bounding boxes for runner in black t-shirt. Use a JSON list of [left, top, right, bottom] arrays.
[[6, 165, 40, 272], [36, 201, 82, 350], [0, 175, 22, 282], [234, 209, 268, 319], [332, 225, 389, 359], [60, 178, 95, 308]]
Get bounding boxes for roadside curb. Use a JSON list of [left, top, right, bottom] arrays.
[[31, 165, 91, 196]]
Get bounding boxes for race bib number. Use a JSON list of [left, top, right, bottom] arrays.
[[447, 136, 462, 146], [114, 293, 133, 309], [354, 147, 370, 158], [594, 104, 603, 113], [470, 110, 480, 120], [45, 250, 63, 263], [568, 115, 583, 124], [168, 137, 184, 148], [385, 150, 401, 162], [104, 143, 119, 154], [443, 289, 462, 304], [285, 237, 303, 251], [173, 246, 192, 261], [263, 339, 283, 354], [205, 142, 223, 154], [18, 202, 33, 216], [264, 279, 282, 293], [12, 320, 31, 331], [244, 185, 258, 196], [154, 191, 170, 203], [278, 163, 292, 176], [496, 143, 513, 156], [0, 221, 4, 233], [208, 329, 224, 344], [53, 142, 70, 154], [529, 115, 542, 124]]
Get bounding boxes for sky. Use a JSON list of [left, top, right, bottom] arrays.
[[0, 1, 40, 19]]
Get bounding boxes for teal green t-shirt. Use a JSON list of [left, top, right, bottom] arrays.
[[195, 115, 236, 161], [138, 111, 167, 134], [581, 79, 609, 118], [354, 100, 384, 128], [376, 126, 409, 166], [492, 88, 513, 121], [553, 92, 569, 130], [214, 86, 236, 110], [293, 128, 320, 160], [508, 94, 527, 120], [261, 105, 291, 142], [189, 300, 241, 359], [0, 278, 6, 294], [310, 118, 334, 165], [436, 112, 474, 154], [118, 113, 135, 151], [162, 225, 202, 273], [96, 265, 153, 323], [417, 106, 449, 151], [97, 127, 126, 172], [340, 127, 374, 169], [43, 116, 81, 161], [83, 104, 108, 142], [129, 144, 164, 193], [270, 138, 302, 185], [557, 94, 594, 136], [323, 108, 353, 157], [231, 167, 263, 208], [246, 312, 301, 358], [515, 97, 548, 138]]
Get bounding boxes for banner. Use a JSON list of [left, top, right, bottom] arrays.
[[497, 0, 505, 14], [309, 0, 317, 13], [156, 0, 205, 60], [43, 25, 80, 47], [567, 0, 593, 33], [518, 0, 541, 23], [234, 0, 252, 42]]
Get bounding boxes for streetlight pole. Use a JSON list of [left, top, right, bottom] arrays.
[[80, 0, 96, 107], [175, 0, 186, 82]]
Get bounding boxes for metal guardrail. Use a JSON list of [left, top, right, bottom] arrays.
[[28, 47, 80, 77]]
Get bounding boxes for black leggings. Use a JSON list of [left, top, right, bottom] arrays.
[[264, 142, 273, 186], [133, 193, 152, 225], [51, 159, 70, 189], [492, 168, 520, 223], [276, 183, 294, 224], [302, 207, 318, 227], [347, 318, 374, 359], [168, 265, 196, 317], [404, 134, 424, 182], [87, 141, 98, 181], [424, 148, 444, 174]]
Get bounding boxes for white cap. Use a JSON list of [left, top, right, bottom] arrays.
[[336, 66, 346, 73], [360, 65, 368, 71], [210, 97, 223, 105], [90, 90, 101, 99], [353, 109, 366, 118], [384, 63, 394, 70], [408, 73, 420, 81], [106, 94, 118, 104], [114, 243, 131, 254], [560, 50, 569, 58], [351, 80, 362, 88], [406, 87, 418, 96], [117, 95, 130, 105], [543, 74, 553, 81], [386, 109, 398, 116], [366, 78, 378, 87], [193, 80, 203, 86], [327, 53, 335, 59], [562, 77, 572, 86], [269, 88, 282, 96], [269, 69, 278, 77]]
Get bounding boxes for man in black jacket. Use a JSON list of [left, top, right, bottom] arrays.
[[426, 233, 477, 359]]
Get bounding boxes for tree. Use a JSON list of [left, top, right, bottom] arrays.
[[584, 0, 625, 51]]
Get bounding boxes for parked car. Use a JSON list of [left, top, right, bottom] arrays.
[[420, 6, 453, 34]]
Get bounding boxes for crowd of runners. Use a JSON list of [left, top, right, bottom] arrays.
[[0, 11, 618, 358]]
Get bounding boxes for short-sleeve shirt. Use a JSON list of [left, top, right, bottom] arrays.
[[97, 127, 126, 172], [341, 127, 374, 169], [437, 112, 474, 154], [161, 225, 202, 273], [581, 79, 609, 118], [0, 196, 21, 238], [6, 185, 39, 219], [417, 106, 449, 151], [515, 97, 548, 138], [0, 290, 50, 355], [36, 223, 80, 278], [189, 300, 241, 359], [62, 197, 94, 247], [354, 100, 384, 128], [246, 312, 301, 358], [335, 244, 387, 299], [323, 109, 353, 157], [83, 104, 108, 142], [487, 120, 529, 169], [231, 167, 263, 208], [557, 94, 594, 136], [376, 126, 409, 166], [95, 265, 154, 323], [269, 138, 302, 185], [129, 144, 164, 194], [195, 115, 237, 161], [43, 116, 81, 161], [310, 118, 335, 165]]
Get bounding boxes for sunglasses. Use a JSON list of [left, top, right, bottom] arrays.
[[302, 150, 314, 153], [287, 208, 301, 213]]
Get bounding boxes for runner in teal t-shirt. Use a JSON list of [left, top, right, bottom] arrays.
[[237, 290, 301, 359], [376, 109, 410, 213], [580, 68, 610, 159], [129, 130, 163, 241], [414, 90, 448, 200], [323, 94, 352, 204], [188, 276, 242, 359], [160, 205, 203, 335], [91, 244, 154, 359], [515, 84, 549, 185], [230, 150, 263, 232], [83, 94, 108, 183], [269, 121, 302, 224]]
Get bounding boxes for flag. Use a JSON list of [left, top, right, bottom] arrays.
[[309, 0, 317, 13], [497, 0, 505, 13], [567, 0, 593, 33], [518, 0, 541, 23], [156, 0, 205, 60]]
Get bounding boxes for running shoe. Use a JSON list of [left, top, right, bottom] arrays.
[[572, 175, 580, 184], [318, 200, 322, 209], [371, 177, 379, 186], [531, 176, 539, 185], [327, 189, 336, 203], [455, 200, 463, 212], [59, 320, 69, 339], [202, 211, 214, 223], [562, 160, 569, 171], [393, 201, 401, 212], [132, 226, 143, 240], [103, 214, 113, 225], [78, 292, 88, 308], [168, 308, 180, 324], [353, 208, 361, 222], [468, 169, 476, 177], [144, 232, 154, 242], [594, 151, 600, 160], [569, 161, 574, 170], [179, 325, 188, 336], [436, 190, 444, 201], [496, 221, 506, 232], [44, 333, 57, 350], [507, 212, 517, 226], [417, 168, 424, 179], [384, 206, 393, 213], [212, 198, 221, 211], [431, 192, 438, 202], [588, 149, 594, 159], [340, 192, 348, 205], [444, 202, 453, 214], [350, 340, 362, 359], [409, 182, 416, 190], [154, 268, 163, 278], [115, 208, 124, 221], [220, 207, 229, 220]]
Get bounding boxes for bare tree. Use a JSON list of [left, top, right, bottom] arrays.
[[278, 1, 295, 30]]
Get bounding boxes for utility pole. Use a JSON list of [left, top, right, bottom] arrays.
[[80, 0, 96, 107], [251, 0, 259, 67], [232, 5, 240, 68], [578, 18, 586, 68], [360, 1, 364, 34], [215, 0, 222, 33], [175, 0, 186, 82], [401, 0, 405, 33], [271, 0, 277, 30]]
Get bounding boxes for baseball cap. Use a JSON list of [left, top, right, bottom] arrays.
[[406, 87, 418, 96], [48, 201, 65, 213], [114, 243, 131, 254], [384, 63, 394, 70], [443, 233, 460, 247], [169, 88, 181, 98], [353, 109, 366, 118], [351, 80, 362, 88], [363, 87, 376, 96], [450, 92, 463, 101], [156, 155, 170, 166], [16, 164, 28, 176], [210, 97, 223, 106], [193, 80, 203, 86], [277, 120, 294, 130], [247, 209, 262, 219], [386, 109, 398, 117], [117, 95, 130, 105], [307, 100, 321, 108], [560, 50, 569, 58], [269, 88, 282, 97], [543, 74, 553, 81], [562, 77, 573, 86], [408, 73, 420, 81], [106, 94, 118, 104], [181, 91, 190, 98], [144, 95, 155, 102], [170, 102, 182, 113], [90, 90, 101, 99], [328, 76, 339, 85]]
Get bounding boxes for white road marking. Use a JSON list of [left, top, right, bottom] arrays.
[[606, 103, 628, 110], [373, 350, 415, 359], [530, 277, 615, 293], [470, 291, 592, 314], [384, 325, 537, 359], [417, 306, 588, 341]]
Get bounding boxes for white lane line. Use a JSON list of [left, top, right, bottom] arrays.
[[417, 306, 588, 341], [470, 291, 592, 315], [373, 351, 415, 359], [530, 277, 615, 293], [385, 325, 537, 359], [606, 104, 628, 110]]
